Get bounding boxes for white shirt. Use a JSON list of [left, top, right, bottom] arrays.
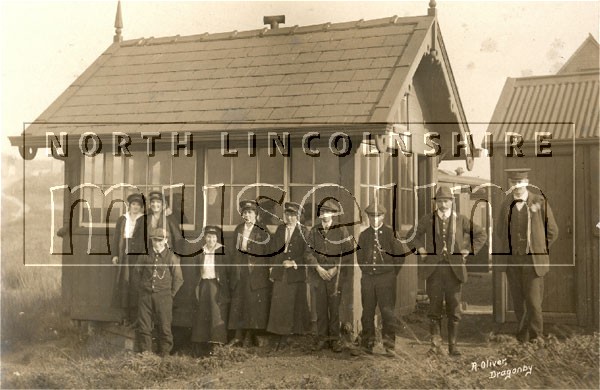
[[514, 191, 529, 211], [201, 243, 222, 279], [240, 223, 254, 251], [285, 223, 297, 252], [124, 212, 142, 238], [321, 221, 332, 232], [436, 209, 452, 221]]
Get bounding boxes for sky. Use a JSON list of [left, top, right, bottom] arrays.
[[1, 0, 599, 178]]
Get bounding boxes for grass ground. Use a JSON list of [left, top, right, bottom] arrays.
[[1, 163, 598, 388]]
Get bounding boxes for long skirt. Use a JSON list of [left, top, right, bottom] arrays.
[[112, 253, 139, 322], [267, 272, 311, 335], [191, 279, 229, 344], [229, 268, 271, 330]]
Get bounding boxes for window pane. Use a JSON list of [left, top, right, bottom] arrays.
[[94, 153, 104, 185], [105, 187, 126, 223], [127, 153, 147, 185], [206, 149, 230, 185], [105, 155, 124, 186], [290, 186, 314, 226], [205, 185, 227, 226], [165, 185, 195, 226], [148, 151, 171, 185], [259, 148, 284, 185], [83, 156, 93, 183], [290, 149, 312, 184], [232, 153, 257, 184], [314, 152, 339, 183], [172, 154, 195, 184]]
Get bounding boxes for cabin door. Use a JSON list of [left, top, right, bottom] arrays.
[[494, 152, 577, 324]]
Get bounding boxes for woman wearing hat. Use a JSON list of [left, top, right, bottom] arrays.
[[111, 193, 147, 325], [228, 199, 272, 347], [146, 190, 183, 255], [191, 226, 235, 356], [267, 202, 311, 350]]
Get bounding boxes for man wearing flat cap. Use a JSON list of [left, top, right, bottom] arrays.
[[411, 186, 487, 356], [494, 168, 558, 343], [353, 202, 407, 357], [267, 202, 311, 350], [135, 227, 184, 356], [306, 199, 355, 353]]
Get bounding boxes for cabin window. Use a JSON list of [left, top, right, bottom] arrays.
[[204, 145, 344, 228], [79, 150, 197, 228], [359, 142, 415, 234], [204, 148, 286, 226], [289, 147, 341, 226]]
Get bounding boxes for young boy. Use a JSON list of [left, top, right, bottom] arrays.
[[135, 228, 184, 356]]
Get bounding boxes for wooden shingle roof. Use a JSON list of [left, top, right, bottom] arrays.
[[14, 13, 472, 158]]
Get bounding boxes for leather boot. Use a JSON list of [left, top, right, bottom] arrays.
[[428, 319, 443, 356], [448, 321, 461, 356]]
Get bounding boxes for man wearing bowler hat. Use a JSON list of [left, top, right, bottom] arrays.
[[306, 199, 354, 352], [353, 202, 407, 357], [412, 186, 486, 356], [135, 228, 184, 356], [494, 168, 558, 343]]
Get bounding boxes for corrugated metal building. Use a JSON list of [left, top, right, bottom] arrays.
[[486, 34, 599, 327]]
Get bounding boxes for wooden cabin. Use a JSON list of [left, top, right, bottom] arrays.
[[10, 3, 477, 333], [486, 34, 599, 328]]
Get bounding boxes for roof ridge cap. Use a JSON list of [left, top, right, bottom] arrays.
[[122, 14, 429, 46]]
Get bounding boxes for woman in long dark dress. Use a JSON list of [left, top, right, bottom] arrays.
[[228, 200, 272, 347], [267, 202, 311, 350], [111, 193, 146, 324], [191, 226, 235, 357]]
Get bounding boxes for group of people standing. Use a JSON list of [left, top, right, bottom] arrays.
[[110, 167, 558, 358]]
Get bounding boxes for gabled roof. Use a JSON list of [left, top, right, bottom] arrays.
[[557, 34, 599, 75], [487, 71, 599, 143], [13, 13, 472, 163]]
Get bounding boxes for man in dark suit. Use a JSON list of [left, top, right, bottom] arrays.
[[306, 199, 354, 353], [354, 202, 406, 357], [412, 186, 487, 356], [494, 168, 559, 343]]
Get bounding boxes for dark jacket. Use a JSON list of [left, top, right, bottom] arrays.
[[136, 247, 184, 297], [147, 212, 184, 255], [306, 223, 355, 282], [357, 224, 407, 275], [192, 244, 235, 303], [493, 192, 559, 277], [113, 213, 147, 256], [411, 212, 487, 283], [233, 223, 272, 290], [269, 223, 310, 283]]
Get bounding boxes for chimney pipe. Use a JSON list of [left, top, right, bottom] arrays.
[[264, 15, 285, 29]]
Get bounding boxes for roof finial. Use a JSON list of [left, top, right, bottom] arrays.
[[114, 1, 123, 43], [428, 0, 437, 16]]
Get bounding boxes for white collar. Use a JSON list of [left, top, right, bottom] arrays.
[[436, 209, 452, 220], [203, 243, 222, 254], [513, 191, 529, 202]]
